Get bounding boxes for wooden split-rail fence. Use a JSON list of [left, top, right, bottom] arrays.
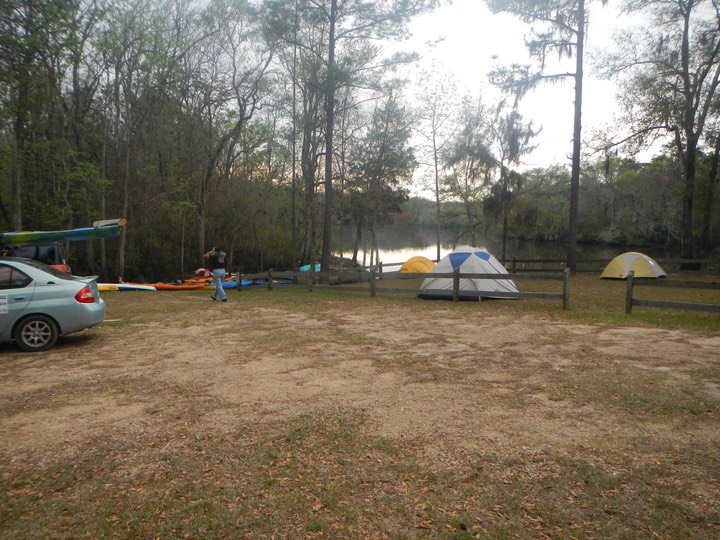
[[239, 267, 572, 309], [240, 258, 720, 315], [624, 271, 720, 314]]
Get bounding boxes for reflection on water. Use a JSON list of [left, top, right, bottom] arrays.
[[335, 225, 672, 270]]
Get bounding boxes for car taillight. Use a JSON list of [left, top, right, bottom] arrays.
[[75, 285, 96, 303]]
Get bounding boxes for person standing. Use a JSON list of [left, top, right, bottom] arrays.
[[204, 246, 228, 302]]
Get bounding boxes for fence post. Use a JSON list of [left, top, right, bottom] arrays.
[[267, 269, 273, 291], [625, 271, 634, 314], [370, 267, 377, 297], [562, 267, 571, 309], [453, 268, 460, 301], [307, 268, 314, 292]]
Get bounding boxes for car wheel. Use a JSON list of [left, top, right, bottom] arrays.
[[15, 315, 59, 352]]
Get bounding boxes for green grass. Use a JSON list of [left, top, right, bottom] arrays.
[[331, 272, 720, 333]]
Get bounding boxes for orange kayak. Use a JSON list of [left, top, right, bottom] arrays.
[[152, 282, 206, 291]]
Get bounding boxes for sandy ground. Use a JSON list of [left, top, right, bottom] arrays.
[[1, 292, 718, 480]]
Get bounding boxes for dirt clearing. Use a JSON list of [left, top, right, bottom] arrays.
[[1, 288, 719, 538]]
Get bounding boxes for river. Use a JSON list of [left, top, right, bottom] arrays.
[[334, 226, 676, 271]]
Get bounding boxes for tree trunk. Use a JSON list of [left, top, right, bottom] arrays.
[[291, 4, 299, 264], [300, 113, 318, 264], [118, 115, 130, 281], [11, 65, 30, 230], [352, 213, 364, 264], [465, 198, 476, 247], [501, 165, 508, 262], [700, 139, 720, 253], [567, 0, 585, 274], [299, 98, 318, 265], [11, 114, 23, 230], [681, 135, 697, 260], [320, 0, 337, 282], [100, 77, 109, 279], [679, 4, 696, 261], [302, 174, 315, 264], [433, 130, 441, 262]]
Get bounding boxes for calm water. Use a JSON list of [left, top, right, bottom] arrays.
[[335, 226, 675, 270]]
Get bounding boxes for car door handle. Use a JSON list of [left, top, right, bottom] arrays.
[[14, 296, 27, 301]]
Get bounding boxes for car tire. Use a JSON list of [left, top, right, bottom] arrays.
[[14, 315, 59, 352]]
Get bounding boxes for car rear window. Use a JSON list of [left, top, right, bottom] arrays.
[[14, 258, 76, 280]]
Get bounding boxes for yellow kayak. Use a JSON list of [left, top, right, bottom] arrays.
[[98, 283, 119, 291]]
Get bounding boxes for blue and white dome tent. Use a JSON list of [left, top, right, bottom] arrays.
[[418, 247, 519, 301]]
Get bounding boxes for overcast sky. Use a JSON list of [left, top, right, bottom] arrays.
[[403, 0, 634, 175]]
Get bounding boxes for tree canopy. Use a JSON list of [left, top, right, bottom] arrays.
[[0, 0, 717, 282]]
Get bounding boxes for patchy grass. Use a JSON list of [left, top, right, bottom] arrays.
[[364, 272, 720, 332], [546, 363, 717, 416], [1, 275, 719, 539], [99, 273, 720, 332], [3, 410, 718, 539]]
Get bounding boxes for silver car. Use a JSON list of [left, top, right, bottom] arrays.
[[0, 257, 105, 352]]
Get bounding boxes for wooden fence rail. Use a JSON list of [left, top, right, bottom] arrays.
[[654, 258, 720, 274], [240, 267, 572, 309], [625, 271, 720, 314], [376, 258, 719, 275]]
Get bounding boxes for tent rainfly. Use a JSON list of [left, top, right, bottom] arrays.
[[418, 247, 519, 301], [399, 256, 435, 273], [600, 251, 667, 279]]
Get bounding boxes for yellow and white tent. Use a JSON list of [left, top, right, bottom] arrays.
[[600, 251, 666, 279], [399, 256, 435, 273]]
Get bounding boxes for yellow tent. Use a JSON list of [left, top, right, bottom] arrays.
[[399, 256, 435, 273], [600, 252, 667, 279]]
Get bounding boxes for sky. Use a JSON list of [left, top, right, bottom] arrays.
[[401, 0, 639, 184]]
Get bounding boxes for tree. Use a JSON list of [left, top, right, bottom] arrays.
[[100, 0, 176, 278], [261, 0, 334, 265], [92, 0, 273, 279], [486, 105, 538, 260], [0, 0, 100, 230], [414, 65, 459, 261], [192, 0, 273, 265], [611, 157, 684, 245], [345, 90, 416, 263], [486, 0, 607, 272], [511, 165, 572, 242], [319, 0, 442, 276], [442, 95, 495, 247], [598, 0, 720, 260], [262, 0, 439, 278]]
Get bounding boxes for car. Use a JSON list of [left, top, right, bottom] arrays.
[[0, 242, 71, 274], [0, 257, 105, 352]]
